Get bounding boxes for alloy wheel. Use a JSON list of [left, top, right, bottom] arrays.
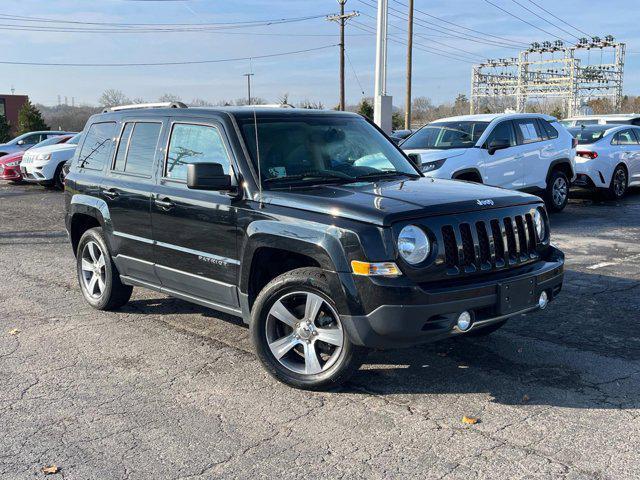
[[265, 291, 344, 375], [613, 168, 627, 198], [552, 176, 568, 207], [81, 241, 106, 299]]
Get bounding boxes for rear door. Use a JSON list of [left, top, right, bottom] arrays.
[[479, 120, 521, 189], [626, 129, 640, 184], [512, 118, 546, 190], [151, 117, 240, 312], [101, 118, 166, 285]]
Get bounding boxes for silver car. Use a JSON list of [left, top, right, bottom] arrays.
[[0, 130, 75, 157]]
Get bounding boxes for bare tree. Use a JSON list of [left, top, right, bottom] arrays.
[[98, 89, 130, 107], [158, 93, 182, 103], [189, 98, 214, 107]]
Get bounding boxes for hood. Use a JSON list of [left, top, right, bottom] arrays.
[[26, 143, 76, 156], [402, 148, 469, 163], [263, 177, 542, 226], [0, 151, 23, 164]]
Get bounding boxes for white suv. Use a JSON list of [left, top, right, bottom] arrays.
[[401, 113, 577, 211], [21, 133, 80, 189]]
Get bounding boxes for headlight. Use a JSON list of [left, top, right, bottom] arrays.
[[397, 225, 430, 264], [533, 209, 545, 240], [36, 153, 51, 161], [5, 160, 20, 167], [422, 158, 446, 173]]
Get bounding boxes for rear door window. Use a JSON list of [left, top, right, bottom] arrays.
[[115, 122, 162, 176], [77, 122, 116, 171], [612, 130, 638, 146], [514, 119, 543, 144]]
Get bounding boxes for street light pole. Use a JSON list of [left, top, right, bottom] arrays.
[[373, 0, 392, 133], [243, 73, 254, 105]]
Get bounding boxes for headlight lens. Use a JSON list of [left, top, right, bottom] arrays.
[[533, 209, 545, 240], [36, 153, 51, 161], [397, 225, 430, 264], [422, 158, 446, 173], [5, 160, 19, 167]]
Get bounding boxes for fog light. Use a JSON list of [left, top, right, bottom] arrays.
[[538, 291, 549, 310], [457, 311, 472, 331]]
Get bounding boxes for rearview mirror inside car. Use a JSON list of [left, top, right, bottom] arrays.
[[487, 139, 511, 155], [187, 163, 232, 191]]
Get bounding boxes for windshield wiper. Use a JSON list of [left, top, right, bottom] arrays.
[[263, 170, 354, 185], [353, 171, 420, 181]]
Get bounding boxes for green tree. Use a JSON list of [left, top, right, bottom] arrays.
[[16, 101, 49, 135], [550, 106, 564, 120], [0, 114, 11, 142], [356, 98, 374, 120], [392, 111, 404, 130]]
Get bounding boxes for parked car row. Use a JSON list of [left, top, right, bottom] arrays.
[[0, 130, 78, 189], [397, 112, 639, 209]]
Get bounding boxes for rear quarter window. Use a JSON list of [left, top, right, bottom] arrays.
[[77, 122, 116, 171]]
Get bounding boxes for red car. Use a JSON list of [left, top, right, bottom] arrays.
[[0, 134, 73, 182]]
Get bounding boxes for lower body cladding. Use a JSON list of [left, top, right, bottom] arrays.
[[339, 250, 564, 349]]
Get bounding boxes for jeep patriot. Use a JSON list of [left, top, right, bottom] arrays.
[[64, 104, 564, 389]]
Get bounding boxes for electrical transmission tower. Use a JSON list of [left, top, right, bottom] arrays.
[[470, 36, 625, 117]]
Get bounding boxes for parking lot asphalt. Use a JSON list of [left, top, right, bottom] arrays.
[[0, 182, 639, 480]]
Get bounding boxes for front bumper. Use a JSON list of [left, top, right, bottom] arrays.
[[20, 160, 57, 182], [340, 250, 564, 349], [0, 165, 22, 181]]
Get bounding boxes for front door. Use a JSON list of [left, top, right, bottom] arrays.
[[480, 120, 522, 189], [151, 118, 239, 311], [101, 118, 165, 285]]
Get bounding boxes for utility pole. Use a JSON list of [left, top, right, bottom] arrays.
[[404, 0, 414, 130], [326, 1, 359, 111], [243, 73, 254, 105], [374, 0, 392, 133]]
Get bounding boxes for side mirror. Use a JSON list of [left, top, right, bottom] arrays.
[[17, 140, 26, 146], [187, 163, 232, 191], [407, 153, 422, 169], [487, 138, 511, 155]]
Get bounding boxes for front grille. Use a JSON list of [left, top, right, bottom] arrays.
[[441, 212, 539, 275]]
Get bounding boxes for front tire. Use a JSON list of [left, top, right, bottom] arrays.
[[54, 163, 65, 190], [545, 170, 569, 212], [76, 227, 132, 310], [250, 267, 366, 390]]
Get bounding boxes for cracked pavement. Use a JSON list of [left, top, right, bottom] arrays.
[[1, 182, 639, 479]]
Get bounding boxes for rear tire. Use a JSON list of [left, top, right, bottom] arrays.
[[466, 319, 507, 337], [603, 164, 628, 200], [250, 267, 367, 390], [76, 227, 132, 310], [545, 170, 569, 212]]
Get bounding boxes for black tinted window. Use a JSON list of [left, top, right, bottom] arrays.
[[122, 123, 161, 176], [113, 123, 134, 171], [539, 120, 558, 139], [485, 121, 516, 147], [78, 122, 116, 171], [612, 130, 638, 146], [166, 124, 230, 181]]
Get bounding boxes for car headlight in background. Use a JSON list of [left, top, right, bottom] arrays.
[[5, 160, 20, 167], [36, 153, 52, 161], [533, 209, 545, 240], [397, 225, 430, 264], [422, 158, 446, 173]]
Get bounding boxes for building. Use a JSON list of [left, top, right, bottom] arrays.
[[0, 94, 29, 136]]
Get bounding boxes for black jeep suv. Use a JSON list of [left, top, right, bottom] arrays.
[[64, 104, 564, 389]]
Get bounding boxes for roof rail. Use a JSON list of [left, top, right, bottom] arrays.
[[237, 103, 295, 109], [102, 101, 188, 113]]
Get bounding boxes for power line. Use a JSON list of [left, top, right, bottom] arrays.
[[0, 44, 338, 67], [483, 0, 572, 43], [356, 0, 523, 50], [391, 0, 529, 48], [510, 0, 580, 41], [525, 0, 591, 38]]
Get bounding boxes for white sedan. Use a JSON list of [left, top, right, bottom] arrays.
[[568, 125, 640, 200], [21, 133, 81, 189]]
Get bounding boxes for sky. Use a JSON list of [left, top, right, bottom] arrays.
[[0, 0, 639, 108]]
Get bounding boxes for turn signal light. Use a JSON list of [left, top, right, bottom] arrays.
[[351, 260, 401, 277], [577, 150, 598, 159]]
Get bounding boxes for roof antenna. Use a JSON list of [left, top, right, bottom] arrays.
[[250, 57, 264, 208]]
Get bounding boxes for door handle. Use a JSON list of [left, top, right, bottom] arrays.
[[155, 197, 175, 210], [103, 188, 119, 199]]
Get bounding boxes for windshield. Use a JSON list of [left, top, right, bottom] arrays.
[[239, 115, 419, 189], [568, 126, 611, 144], [401, 121, 488, 150], [33, 135, 68, 149]]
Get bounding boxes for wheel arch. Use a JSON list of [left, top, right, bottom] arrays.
[[68, 194, 111, 255], [546, 159, 574, 186]]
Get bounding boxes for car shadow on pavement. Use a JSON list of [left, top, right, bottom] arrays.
[[345, 269, 640, 408]]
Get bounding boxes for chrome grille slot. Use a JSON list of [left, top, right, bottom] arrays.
[[440, 209, 541, 277]]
